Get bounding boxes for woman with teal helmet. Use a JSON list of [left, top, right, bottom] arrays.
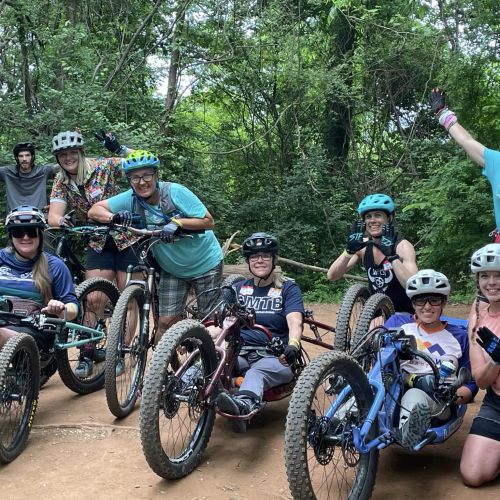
[[327, 192, 418, 314]]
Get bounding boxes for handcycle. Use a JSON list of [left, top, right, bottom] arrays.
[[0, 277, 118, 462], [138, 274, 340, 480], [284, 323, 471, 499]]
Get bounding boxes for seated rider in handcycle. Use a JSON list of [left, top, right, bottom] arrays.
[[384, 269, 477, 449], [328, 193, 418, 314], [0, 206, 79, 353], [216, 232, 305, 417]]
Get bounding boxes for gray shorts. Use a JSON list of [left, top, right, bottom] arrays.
[[158, 260, 223, 317]]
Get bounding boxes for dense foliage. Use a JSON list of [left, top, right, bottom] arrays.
[[1, 0, 498, 297]]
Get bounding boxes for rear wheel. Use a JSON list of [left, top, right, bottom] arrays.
[[105, 284, 148, 418], [140, 319, 218, 479], [0, 334, 40, 463], [285, 351, 378, 499], [334, 284, 370, 352], [56, 278, 119, 394], [352, 294, 394, 370]]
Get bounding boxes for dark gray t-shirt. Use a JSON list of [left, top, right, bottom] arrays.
[[0, 164, 58, 212]]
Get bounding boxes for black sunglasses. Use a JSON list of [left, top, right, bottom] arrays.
[[411, 296, 444, 307], [10, 227, 39, 239]]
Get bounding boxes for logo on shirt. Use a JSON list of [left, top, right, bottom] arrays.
[[367, 267, 394, 292]]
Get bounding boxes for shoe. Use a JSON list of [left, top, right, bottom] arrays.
[[115, 359, 125, 377], [216, 392, 254, 416], [400, 403, 431, 449], [94, 348, 106, 364], [74, 358, 94, 379]]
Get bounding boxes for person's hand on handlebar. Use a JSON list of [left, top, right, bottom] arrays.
[[160, 219, 182, 242], [41, 299, 67, 318], [58, 213, 74, 228], [112, 210, 133, 227]]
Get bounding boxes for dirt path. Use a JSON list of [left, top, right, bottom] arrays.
[[2, 304, 499, 499]]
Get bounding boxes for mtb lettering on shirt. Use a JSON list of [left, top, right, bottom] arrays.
[[107, 181, 222, 279], [363, 243, 414, 313], [483, 148, 500, 230], [234, 278, 305, 346], [384, 314, 477, 396], [0, 248, 78, 307]]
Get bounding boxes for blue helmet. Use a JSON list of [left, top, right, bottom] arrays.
[[121, 150, 160, 174], [357, 193, 395, 216]]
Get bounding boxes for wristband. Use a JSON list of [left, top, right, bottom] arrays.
[[171, 217, 183, 228], [288, 338, 301, 349], [343, 250, 352, 257], [438, 109, 457, 131], [387, 254, 400, 263]]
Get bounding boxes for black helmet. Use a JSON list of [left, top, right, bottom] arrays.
[[13, 142, 36, 157], [242, 232, 278, 259], [6, 205, 47, 230]]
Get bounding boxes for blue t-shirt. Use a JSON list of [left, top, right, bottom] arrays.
[[483, 148, 500, 229], [384, 313, 478, 397], [234, 278, 305, 346], [0, 248, 78, 307], [107, 182, 223, 279]]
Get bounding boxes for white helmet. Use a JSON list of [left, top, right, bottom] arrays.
[[470, 244, 500, 274], [406, 269, 451, 298], [52, 130, 84, 153]]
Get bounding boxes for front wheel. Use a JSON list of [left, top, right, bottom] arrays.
[[0, 334, 40, 463], [285, 351, 378, 500], [334, 284, 370, 351], [105, 284, 147, 418], [56, 278, 119, 394], [140, 319, 218, 479]]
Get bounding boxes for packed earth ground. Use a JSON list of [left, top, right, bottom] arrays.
[[1, 303, 499, 500]]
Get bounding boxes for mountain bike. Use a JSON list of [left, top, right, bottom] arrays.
[[284, 325, 470, 499]]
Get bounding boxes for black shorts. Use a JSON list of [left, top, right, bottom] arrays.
[[469, 388, 500, 442], [85, 238, 139, 272]]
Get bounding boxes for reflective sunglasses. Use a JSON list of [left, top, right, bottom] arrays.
[[249, 253, 273, 262], [128, 173, 155, 184], [10, 227, 39, 239], [412, 296, 444, 307]]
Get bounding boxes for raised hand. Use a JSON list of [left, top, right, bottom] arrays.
[[94, 129, 122, 154], [476, 326, 500, 363], [346, 221, 366, 255]]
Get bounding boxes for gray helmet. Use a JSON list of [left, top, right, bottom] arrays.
[[470, 244, 500, 273], [406, 269, 450, 298]]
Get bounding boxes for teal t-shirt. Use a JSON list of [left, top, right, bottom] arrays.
[[108, 182, 222, 278], [483, 148, 500, 229]]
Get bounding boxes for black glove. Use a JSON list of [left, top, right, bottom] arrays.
[[284, 344, 300, 366], [160, 221, 181, 243], [346, 221, 366, 255], [476, 326, 500, 363], [268, 336, 285, 356], [94, 129, 122, 154], [374, 224, 398, 257], [429, 88, 447, 115], [112, 210, 133, 227]]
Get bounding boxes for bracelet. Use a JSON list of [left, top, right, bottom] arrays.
[[438, 109, 457, 131], [171, 217, 183, 228], [288, 338, 301, 349], [342, 250, 352, 258], [387, 254, 400, 263]]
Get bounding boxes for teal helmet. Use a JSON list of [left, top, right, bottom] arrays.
[[121, 150, 160, 174], [357, 193, 395, 216]]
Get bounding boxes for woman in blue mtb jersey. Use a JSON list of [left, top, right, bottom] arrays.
[[216, 232, 304, 417], [460, 244, 500, 486], [0, 206, 78, 351], [384, 269, 476, 449], [328, 193, 418, 314]]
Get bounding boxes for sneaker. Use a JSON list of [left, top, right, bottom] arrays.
[[216, 392, 254, 416], [74, 358, 94, 379], [115, 359, 125, 377], [400, 402, 431, 449], [94, 348, 106, 364]]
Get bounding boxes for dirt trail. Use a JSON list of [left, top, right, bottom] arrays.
[[1, 303, 499, 499]]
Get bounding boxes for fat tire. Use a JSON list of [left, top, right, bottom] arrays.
[[0, 334, 40, 463], [140, 319, 218, 479], [334, 284, 370, 351], [285, 351, 378, 499], [105, 284, 147, 418], [56, 278, 119, 394]]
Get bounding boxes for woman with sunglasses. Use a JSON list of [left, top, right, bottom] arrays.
[[47, 129, 139, 377], [215, 232, 305, 418], [384, 269, 476, 449], [0, 206, 78, 351], [460, 244, 500, 486]]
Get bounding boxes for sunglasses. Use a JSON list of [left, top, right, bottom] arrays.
[[128, 173, 155, 184], [10, 227, 39, 239], [412, 296, 444, 307], [249, 253, 273, 262]]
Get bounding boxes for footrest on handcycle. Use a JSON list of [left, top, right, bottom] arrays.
[[413, 431, 437, 451]]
